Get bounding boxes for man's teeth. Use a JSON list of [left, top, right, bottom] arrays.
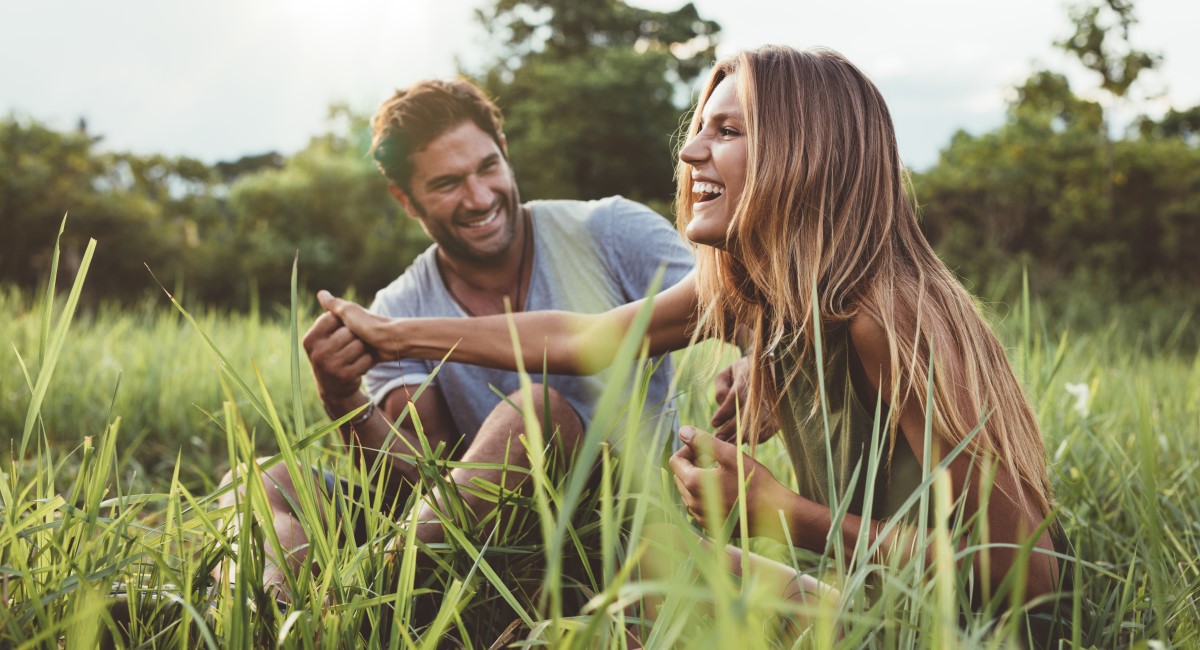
[[464, 208, 500, 228], [692, 181, 724, 197]]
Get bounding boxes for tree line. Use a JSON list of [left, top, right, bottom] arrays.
[[914, 0, 1200, 306], [1, 0, 1195, 310]]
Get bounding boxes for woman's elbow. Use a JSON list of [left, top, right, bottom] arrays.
[[985, 539, 1060, 603], [1022, 548, 1061, 600], [566, 336, 618, 375]]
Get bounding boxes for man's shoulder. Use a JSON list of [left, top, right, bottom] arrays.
[[530, 195, 660, 217], [530, 196, 665, 238], [371, 243, 442, 315]]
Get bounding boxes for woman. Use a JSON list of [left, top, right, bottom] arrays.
[[322, 45, 1062, 607]]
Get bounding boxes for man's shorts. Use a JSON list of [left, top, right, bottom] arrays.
[[320, 470, 406, 546]]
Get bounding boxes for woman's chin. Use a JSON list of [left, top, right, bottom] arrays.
[[685, 221, 728, 250]]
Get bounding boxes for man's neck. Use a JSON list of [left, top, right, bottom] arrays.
[[436, 204, 533, 315]]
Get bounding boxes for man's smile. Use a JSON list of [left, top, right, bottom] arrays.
[[461, 205, 502, 230]]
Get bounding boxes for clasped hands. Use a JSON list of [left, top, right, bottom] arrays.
[[303, 291, 394, 412], [669, 425, 794, 540]]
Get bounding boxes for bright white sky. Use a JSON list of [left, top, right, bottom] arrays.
[[1, 0, 1195, 171]]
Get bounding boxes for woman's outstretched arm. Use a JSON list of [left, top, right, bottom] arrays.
[[318, 272, 701, 376]]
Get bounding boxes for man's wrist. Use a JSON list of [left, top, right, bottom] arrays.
[[322, 390, 370, 421], [346, 400, 375, 427]]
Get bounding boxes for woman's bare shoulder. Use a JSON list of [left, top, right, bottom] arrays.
[[847, 313, 889, 375]]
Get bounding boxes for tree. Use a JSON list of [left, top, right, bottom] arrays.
[[912, 0, 1200, 303], [478, 0, 719, 85], [916, 71, 1200, 299], [474, 0, 720, 208], [0, 118, 104, 287], [190, 106, 429, 307], [0, 109, 432, 309], [1057, 0, 1159, 100], [0, 118, 209, 301]]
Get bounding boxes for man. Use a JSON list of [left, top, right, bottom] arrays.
[[220, 78, 693, 594]]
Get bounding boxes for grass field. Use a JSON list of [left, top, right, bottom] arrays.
[[1, 242, 1198, 648]]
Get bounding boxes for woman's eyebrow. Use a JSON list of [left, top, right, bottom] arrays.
[[705, 111, 742, 125]]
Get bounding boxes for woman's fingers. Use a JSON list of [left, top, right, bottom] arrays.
[[713, 363, 734, 403], [673, 474, 707, 525], [670, 439, 712, 507], [710, 388, 739, 430], [669, 444, 698, 482], [688, 426, 739, 466], [713, 414, 739, 441], [672, 424, 766, 526]]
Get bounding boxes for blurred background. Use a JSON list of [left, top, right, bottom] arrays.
[[1, 0, 1197, 322]]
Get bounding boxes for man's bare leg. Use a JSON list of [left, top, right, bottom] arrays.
[[214, 458, 345, 596], [214, 383, 584, 595], [407, 383, 585, 544]]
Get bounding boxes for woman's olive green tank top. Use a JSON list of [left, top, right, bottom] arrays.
[[775, 325, 925, 521]]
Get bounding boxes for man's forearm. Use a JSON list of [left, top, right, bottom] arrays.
[[324, 391, 422, 486]]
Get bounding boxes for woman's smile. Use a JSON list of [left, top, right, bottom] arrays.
[[679, 74, 748, 249]]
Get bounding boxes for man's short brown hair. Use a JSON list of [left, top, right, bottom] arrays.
[[370, 78, 505, 191]]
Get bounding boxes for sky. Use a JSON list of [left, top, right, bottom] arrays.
[[1, 0, 1195, 171]]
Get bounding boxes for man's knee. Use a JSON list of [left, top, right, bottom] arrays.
[[217, 457, 307, 515], [484, 383, 584, 452]]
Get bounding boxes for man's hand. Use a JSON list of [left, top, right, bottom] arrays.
[[711, 357, 779, 443], [302, 305, 376, 416], [669, 425, 793, 539], [317, 290, 397, 355]]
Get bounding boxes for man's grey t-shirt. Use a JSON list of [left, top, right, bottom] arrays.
[[364, 196, 694, 448]]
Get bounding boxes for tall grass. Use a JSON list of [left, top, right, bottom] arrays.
[[0, 283, 328, 494], [1, 239, 1198, 647]]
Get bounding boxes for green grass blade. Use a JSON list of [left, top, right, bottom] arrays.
[[20, 236, 96, 459]]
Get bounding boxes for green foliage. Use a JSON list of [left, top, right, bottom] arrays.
[[476, 0, 719, 206], [3, 257, 1200, 646], [1138, 105, 1200, 143], [490, 48, 683, 206], [202, 107, 428, 306], [1057, 0, 1159, 99], [916, 0, 1198, 306], [0, 110, 432, 309], [914, 69, 1200, 304], [478, 0, 720, 83], [0, 118, 205, 301], [0, 284, 326, 493]]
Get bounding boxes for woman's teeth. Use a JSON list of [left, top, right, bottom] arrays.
[[692, 181, 724, 202], [464, 208, 500, 229]]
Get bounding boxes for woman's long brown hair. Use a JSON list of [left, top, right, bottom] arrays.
[[675, 45, 1054, 517]]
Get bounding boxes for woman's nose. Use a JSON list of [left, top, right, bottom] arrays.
[[678, 133, 707, 166]]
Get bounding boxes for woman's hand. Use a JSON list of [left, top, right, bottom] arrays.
[[669, 425, 797, 540], [711, 357, 779, 443]]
